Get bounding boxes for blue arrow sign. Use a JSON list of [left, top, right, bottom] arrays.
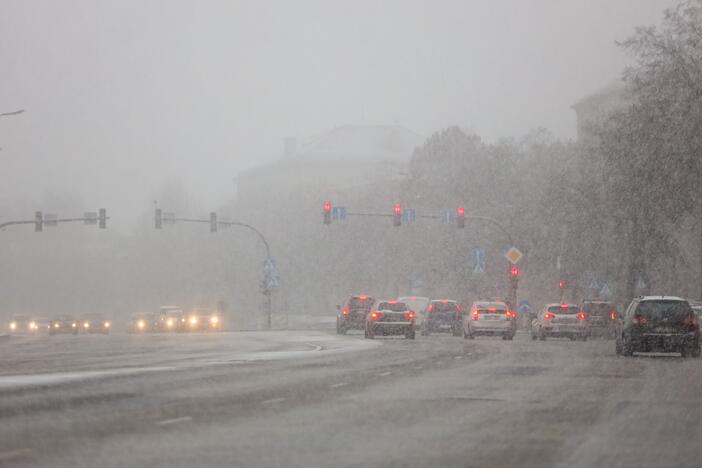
[[473, 249, 486, 273], [331, 206, 347, 222], [440, 209, 454, 224]]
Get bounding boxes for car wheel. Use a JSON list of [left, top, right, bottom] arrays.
[[615, 338, 622, 355], [581, 335, 588, 342], [531, 333, 537, 341], [691, 344, 701, 358], [452, 324, 462, 337], [366, 325, 374, 340], [505, 334, 514, 341], [539, 330, 546, 341], [406, 328, 415, 340], [621, 337, 634, 356]]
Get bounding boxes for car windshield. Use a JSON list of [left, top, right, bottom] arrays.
[[377, 302, 408, 312], [430, 302, 459, 312], [548, 306, 579, 314], [348, 297, 374, 310], [582, 303, 614, 316], [635, 301, 692, 322]]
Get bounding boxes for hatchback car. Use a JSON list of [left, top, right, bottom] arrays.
[[364, 300, 415, 339], [616, 296, 700, 357], [421, 300, 462, 336], [464, 301, 516, 340], [336, 295, 375, 334], [531, 303, 588, 341], [581, 300, 618, 338]]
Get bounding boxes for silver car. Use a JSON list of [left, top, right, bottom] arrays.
[[463, 301, 516, 340], [364, 300, 416, 340], [531, 303, 588, 341]]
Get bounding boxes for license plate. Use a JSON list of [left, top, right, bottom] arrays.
[[653, 327, 675, 334], [482, 315, 501, 321], [552, 318, 572, 324]]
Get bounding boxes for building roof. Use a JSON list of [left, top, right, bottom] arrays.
[[296, 125, 423, 161]]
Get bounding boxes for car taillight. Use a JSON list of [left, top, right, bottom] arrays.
[[370, 312, 383, 320], [342, 307, 349, 316], [543, 313, 556, 319], [404, 312, 415, 320], [634, 315, 648, 325], [472, 310, 479, 321], [610, 312, 617, 320], [505, 310, 515, 319], [576, 313, 587, 320], [427, 304, 434, 313]]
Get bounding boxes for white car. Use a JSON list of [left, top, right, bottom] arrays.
[[531, 303, 588, 341], [463, 301, 516, 340]]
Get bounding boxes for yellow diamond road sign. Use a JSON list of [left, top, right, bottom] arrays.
[[505, 247, 523, 265]]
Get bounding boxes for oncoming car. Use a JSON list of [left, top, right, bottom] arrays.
[[531, 303, 588, 341], [616, 296, 700, 358], [464, 301, 516, 340], [7, 314, 40, 335], [364, 300, 415, 339], [79, 314, 111, 334], [421, 300, 462, 336], [336, 295, 375, 334], [128, 313, 157, 333], [49, 316, 79, 336]]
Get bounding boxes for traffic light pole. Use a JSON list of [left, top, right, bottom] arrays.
[[157, 213, 274, 329], [0, 212, 109, 231]]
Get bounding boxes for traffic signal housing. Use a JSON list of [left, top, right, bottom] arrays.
[[323, 201, 332, 225], [35, 211, 42, 232], [559, 279, 565, 289], [393, 204, 402, 227], [456, 207, 465, 228], [98, 208, 107, 229], [155, 208, 163, 230], [511, 266, 520, 277]]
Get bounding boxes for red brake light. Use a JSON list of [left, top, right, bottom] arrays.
[[610, 311, 617, 320], [488, 307, 497, 312], [323, 201, 332, 213], [472, 310, 479, 321], [506, 310, 516, 319], [427, 304, 433, 312], [387, 300, 397, 304], [560, 304, 569, 308], [370, 312, 383, 320], [358, 295, 368, 300], [441, 300, 449, 304], [576, 313, 587, 320], [404, 312, 415, 320], [544, 312, 556, 319], [394, 204, 401, 215], [342, 307, 349, 316], [510, 266, 519, 277], [457, 207, 465, 216]]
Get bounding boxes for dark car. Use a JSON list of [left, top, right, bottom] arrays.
[[128, 313, 158, 333], [421, 300, 462, 336], [364, 300, 415, 339], [616, 296, 700, 357], [49, 316, 79, 335], [581, 300, 618, 338], [336, 295, 375, 334], [79, 313, 111, 334]]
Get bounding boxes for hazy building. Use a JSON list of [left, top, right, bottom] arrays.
[[571, 83, 630, 142]]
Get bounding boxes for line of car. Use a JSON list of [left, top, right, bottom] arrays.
[[336, 294, 702, 358], [6, 314, 112, 336], [126, 306, 224, 333]]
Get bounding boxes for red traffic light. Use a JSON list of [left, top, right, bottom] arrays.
[[394, 204, 402, 215], [510, 266, 519, 277], [559, 279, 565, 289], [457, 207, 465, 216], [393, 204, 402, 227], [456, 206, 465, 228], [323, 201, 332, 213]]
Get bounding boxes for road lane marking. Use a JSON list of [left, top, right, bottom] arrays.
[[0, 366, 176, 390], [156, 416, 192, 426], [262, 397, 286, 405], [378, 371, 393, 377], [329, 382, 347, 388], [0, 448, 33, 462]]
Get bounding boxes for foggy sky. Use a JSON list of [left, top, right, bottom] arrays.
[[0, 0, 673, 229]]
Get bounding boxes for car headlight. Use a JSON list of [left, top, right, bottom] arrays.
[[189, 316, 198, 325], [166, 319, 174, 327], [137, 320, 145, 329], [29, 322, 37, 329], [72, 323, 77, 328], [9, 322, 16, 330], [104, 322, 110, 328], [210, 316, 219, 325], [84, 322, 90, 328]]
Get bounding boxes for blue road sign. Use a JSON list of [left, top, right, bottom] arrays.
[[331, 206, 347, 222], [599, 283, 611, 298], [440, 209, 454, 224], [473, 249, 486, 273], [403, 208, 416, 224], [519, 301, 531, 315]]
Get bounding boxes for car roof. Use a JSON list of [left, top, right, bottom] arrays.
[[472, 301, 506, 308], [397, 296, 429, 301], [376, 299, 407, 306], [431, 299, 458, 303], [582, 300, 612, 304], [545, 303, 579, 308], [638, 296, 687, 302]]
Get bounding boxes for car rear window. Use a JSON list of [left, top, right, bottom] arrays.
[[377, 302, 408, 312], [430, 302, 459, 313], [348, 297, 374, 309], [477, 307, 506, 313], [635, 301, 692, 323], [582, 303, 615, 316], [548, 306, 579, 314]]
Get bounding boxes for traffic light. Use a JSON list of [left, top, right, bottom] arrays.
[[323, 201, 332, 225], [155, 208, 162, 230], [559, 279, 565, 289], [35, 211, 42, 232], [393, 204, 402, 227], [456, 207, 465, 228], [210, 212, 217, 232], [511, 266, 520, 277], [98, 208, 107, 229]]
